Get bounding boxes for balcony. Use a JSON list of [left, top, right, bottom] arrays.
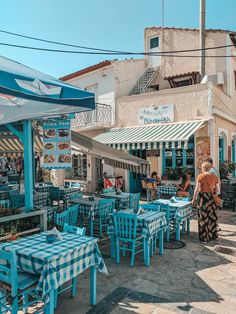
[[71, 103, 113, 130]]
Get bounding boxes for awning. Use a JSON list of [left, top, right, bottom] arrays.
[[94, 120, 207, 150], [0, 129, 150, 174], [71, 132, 150, 174], [0, 55, 95, 125]]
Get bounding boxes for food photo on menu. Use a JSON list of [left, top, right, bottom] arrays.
[[44, 129, 56, 138], [58, 128, 70, 138], [44, 143, 55, 150], [44, 154, 56, 163], [58, 142, 71, 151], [58, 154, 72, 163]]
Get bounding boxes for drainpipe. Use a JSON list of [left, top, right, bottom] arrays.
[[200, 0, 206, 80]]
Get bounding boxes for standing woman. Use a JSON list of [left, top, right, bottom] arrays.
[[192, 162, 221, 243]]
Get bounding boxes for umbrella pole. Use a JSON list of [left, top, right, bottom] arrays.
[[23, 120, 34, 211]]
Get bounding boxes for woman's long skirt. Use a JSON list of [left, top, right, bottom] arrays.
[[197, 192, 218, 242]]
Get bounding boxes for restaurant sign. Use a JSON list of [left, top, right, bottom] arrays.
[[43, 120, 72, 169], [138, 104, 174, 125]]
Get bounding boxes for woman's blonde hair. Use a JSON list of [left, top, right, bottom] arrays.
[[201, 161, 212, 172]]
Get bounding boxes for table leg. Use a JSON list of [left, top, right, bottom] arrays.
[[40, 211, 47, 231], [89, 218, 94, 237], [159, 229, 164, 256], [176, 223, 180, 241], [46, 289, 55, 314], [90, 266, 97, 305], [144, 239, 150, 267]]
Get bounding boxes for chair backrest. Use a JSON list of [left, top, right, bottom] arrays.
[[0, 250, 18, 298], [102, 188, 115, 194], [63, 223, 86, 235], [68, 204, 79, 226], [119, 195, 130, 210], [113, 212, 137, 239], [9, 191, 25, 208], [140, 203, 160, 212], [129, 193, 140, 210], [0, 199, 10, 209], [54, 209, 69, 228], [49, 187, 60, 201], [98, 199, 115, 218]]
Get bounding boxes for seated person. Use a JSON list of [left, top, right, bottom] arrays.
[[176, 173, 193, 198], [148, 171, 161, 199]]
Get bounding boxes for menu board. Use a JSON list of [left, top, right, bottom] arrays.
[[43, 120, 72, 169], [221, 178, 236, 210]]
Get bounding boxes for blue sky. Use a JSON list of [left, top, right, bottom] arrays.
[[0, 0, 235, 78]]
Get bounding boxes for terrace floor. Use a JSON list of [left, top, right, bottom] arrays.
[[28, 209, 236, 314]]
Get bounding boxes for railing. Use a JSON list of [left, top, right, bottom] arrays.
[[71, 103, 112, 128]]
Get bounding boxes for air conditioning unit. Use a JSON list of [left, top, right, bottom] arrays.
[[201, 72, 224, 85]]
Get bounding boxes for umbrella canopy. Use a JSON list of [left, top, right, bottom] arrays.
[[0, 55, 95, 125]]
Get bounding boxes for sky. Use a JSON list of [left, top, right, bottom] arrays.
[[0, 0, 235, 78]]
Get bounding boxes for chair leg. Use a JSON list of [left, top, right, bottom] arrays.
[[166, 228, 170, 242], [23, 292, 28, 313], [0, 291, 7, 314], [115, 238, 120, 264], [176, 223, 180, 241], [159, 229, 164, 256], [122, 241, 126, 257], [71, 277, 77, 298], [131, 241, 135, 267], [150, 238, 154, 257], [110, 234, 115, 259], [144, 239, 150, 267], [54, 289, 58, 309], [12, 296, 18, 314]]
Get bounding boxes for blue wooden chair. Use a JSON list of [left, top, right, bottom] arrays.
[[118, 195, 130, 211], [113, 212, 145, 267], [0, 199, 10, 209], [140, 203, 160, 212], [54, 209, 69, 229], [68, 204, 79, 226], [9, 191, 25, 208], [129, 193, 140, 211], [94, 199, 115, 237], [0, 250, 43, 314], [49, 187, 61, 208]]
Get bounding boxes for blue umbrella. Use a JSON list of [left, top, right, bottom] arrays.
[[0, 55, 95, 211], [0, 55, 95, 125]]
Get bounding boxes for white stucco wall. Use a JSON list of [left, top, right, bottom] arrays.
[[116, 83, 210, 127]]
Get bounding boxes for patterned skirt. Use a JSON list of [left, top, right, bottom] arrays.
[[197, 192, 218, 242]]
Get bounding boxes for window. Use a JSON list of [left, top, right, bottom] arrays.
[[150, 37, 159, 49], [72, 154, 87, 180], [173, 79, 192, 88], [163, 137, 195, 180]]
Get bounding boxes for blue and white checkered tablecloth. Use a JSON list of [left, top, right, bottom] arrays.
[[108, 209, 167, 243], [0, 232, 108, 297], [153, 199, 192, 222], [77, 197, 103, 220], [101, 192, 130, 210], [157, 185, 178, 197]]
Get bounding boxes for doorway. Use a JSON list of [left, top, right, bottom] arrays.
[[148, 36, 161, 68]]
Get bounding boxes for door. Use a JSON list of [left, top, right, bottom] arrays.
[[148, 36, 160, 68]]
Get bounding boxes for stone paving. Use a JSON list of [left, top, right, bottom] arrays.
[[23, 209, 236, 314]]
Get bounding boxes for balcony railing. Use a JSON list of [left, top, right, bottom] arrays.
[[72, 103, 112, 128]]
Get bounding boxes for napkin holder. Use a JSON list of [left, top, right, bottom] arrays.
[[47, 227, 62, 242]]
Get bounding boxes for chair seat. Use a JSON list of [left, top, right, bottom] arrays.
[[0, 271, 39, 291]]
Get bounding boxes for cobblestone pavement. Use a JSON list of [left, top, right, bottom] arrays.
[[24, 209, 236, 314]]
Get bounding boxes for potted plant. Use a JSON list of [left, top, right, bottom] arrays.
[[219, 161, 236, 180]]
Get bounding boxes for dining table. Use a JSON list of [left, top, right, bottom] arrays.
[[108, 209, 167, 266], [157, 185, 178, 199], [100, 192, 130, 210], [0, 231, 108, 314], [76, 196, 104, 236], [153, 199, 192, 241]]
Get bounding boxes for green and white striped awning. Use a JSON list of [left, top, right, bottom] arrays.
[[94, 120, 207, 150]]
